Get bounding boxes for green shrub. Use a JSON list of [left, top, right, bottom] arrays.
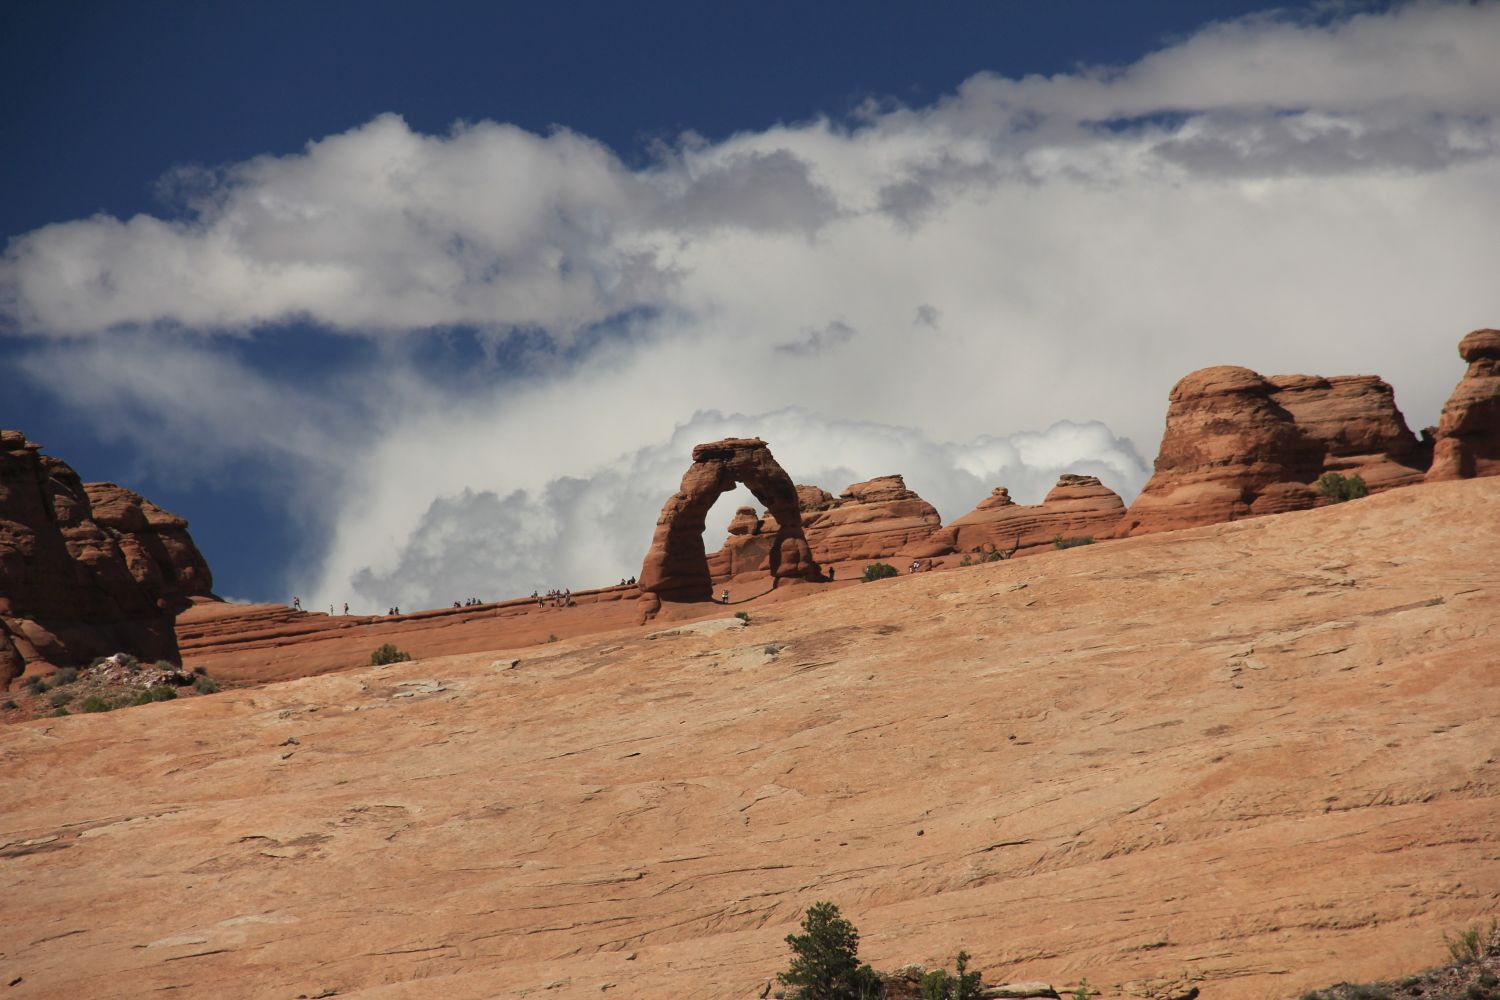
[[1053, 534, 1095, 549], [154, 659, 177, 671], [54, 667, 78, 685], [48, 707, 69, 717], [48, 690, 74, 708], [117, 653, 139, 669], [89, 656, 108, 669], [546, 633, 559, 643], [958, 555, 973, 567], [1445, 919, 1499, 964], [144, 685, 177, 702], [777, 901, 879, 1000], [861, 562, 898, 583], [921, 952, 982, 1000], [735, 611, 751, 623], [1072, 980, 1092, 1000], [1317, 472, 1369, 502], [193, 675, 219, 695], [80, 696, 114, 713], [193, 665, 208, 675], [21, 675, 47, 693], [370, 643, 412, 665], [1, 699, 17, 711]]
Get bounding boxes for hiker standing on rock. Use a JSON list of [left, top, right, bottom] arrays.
[[292, 596, 301, 611]]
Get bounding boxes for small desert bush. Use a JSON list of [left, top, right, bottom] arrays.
[[861, 562, 898, 582], [21, 675, 47, 693], [958, 554, 974, 567], [1318, 472, 1369, 502], [48, 690, 74, 708], [370, 643, 412, 665], [1053, 534, 1095, 549], [735, 611, 751, 623], [133, 685, 177, 705], [193, 675, 219, 694], [54, 666, 78, 685], [1446, 919, 1500, 965], [193, 665, 208, 675], [921, 951, 983, 1000], [80, 695, 114, 713], [48, 707, 69, 717], [154, 659, 177, 671], [2, 699, 17, 711]]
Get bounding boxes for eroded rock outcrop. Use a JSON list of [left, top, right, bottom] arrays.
[[801, 475, 949, 564], [85, 483, 215, 610], [639, 438, 821, 603], [708, 475, 952, 584], [0, 431, 208, 686], [1118, 365, 1429, 537], [1427, 329, 1500, 482], [949, 475, 1125, 556]]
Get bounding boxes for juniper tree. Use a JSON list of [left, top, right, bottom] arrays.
[[778, 901, 880, 1000]]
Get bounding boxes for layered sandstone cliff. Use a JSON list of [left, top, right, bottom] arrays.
[[0, 431, 212, 686], [1117, 366, 1429, 537], [1427, 329, 1500, 482]]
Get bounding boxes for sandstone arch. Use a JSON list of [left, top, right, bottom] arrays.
[[638, 438, 822, 603]]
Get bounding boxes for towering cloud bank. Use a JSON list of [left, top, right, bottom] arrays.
[[4, 2, 1498, 610]]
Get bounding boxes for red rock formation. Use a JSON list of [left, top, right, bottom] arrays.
[[1427, 329, 1500, 482], [84, 483, 215, 610], [1118, 365, 1428, 537], [949, 475, 1125, 556], [801, 475, 948, 564], [707, 476, 952, 585], [638, 438, 821, 603], [705, 506, 779, 582], [0, 431, 206, 686]]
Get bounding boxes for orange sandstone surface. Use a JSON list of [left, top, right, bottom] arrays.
[[2, 478, 1498, 1000]]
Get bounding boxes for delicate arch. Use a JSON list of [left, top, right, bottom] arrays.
[[638, 438, 822, 602]]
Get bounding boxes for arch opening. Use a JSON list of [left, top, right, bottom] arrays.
[[637, 438, 823, 603]]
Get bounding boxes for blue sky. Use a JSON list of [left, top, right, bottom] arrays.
[[4, 1, 1498, 610]]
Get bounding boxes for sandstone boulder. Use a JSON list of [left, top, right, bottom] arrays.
[[949, 474, 1125, 555], [638, 438, 822, 603], [1427, 329, 1500, 482], [1118, 364, 1428, 537]]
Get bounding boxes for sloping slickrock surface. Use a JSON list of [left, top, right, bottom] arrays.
[[174, 585, 644, 684], [1428, 329, 1500, 481], [3, 479, 1498, 1000], [949, 475, 1125, 555], [1119, 366, 1428, 537]]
